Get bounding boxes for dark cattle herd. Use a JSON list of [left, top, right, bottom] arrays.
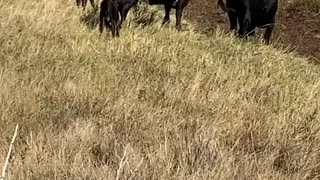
[[77, 0, 279, 44]]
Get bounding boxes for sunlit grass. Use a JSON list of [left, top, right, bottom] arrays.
[[1, 0, 320, 179]]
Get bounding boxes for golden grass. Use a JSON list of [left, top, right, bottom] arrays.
[[1, 0, 320, 179], [285, 0, 320, 14]]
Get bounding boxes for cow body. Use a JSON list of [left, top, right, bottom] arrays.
[[99, 0, 138, 37], [143, 0, 190, 30], [218, 0, 278, 44], [116, 0, 139, 25], [76, 0, 97, 11]]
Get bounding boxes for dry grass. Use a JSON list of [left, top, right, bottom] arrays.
[[285, 0, 320, 14], [1, 0, 320, 179]]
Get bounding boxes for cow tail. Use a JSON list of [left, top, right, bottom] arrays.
[[99, 7, 104, 33], [109, 0, 119, 37], [117, 11, 122, 26]]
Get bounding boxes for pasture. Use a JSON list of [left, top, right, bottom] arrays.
[[1, 0, 320, 179]]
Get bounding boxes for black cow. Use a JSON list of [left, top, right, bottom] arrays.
[[76, 0, 97, 11], [218, 0, 278, 44], [99, 0, 138, 37], [99, 0, 122, 37], [142, 0, 190, 30]]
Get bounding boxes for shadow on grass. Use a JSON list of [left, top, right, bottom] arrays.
[[130, 5, 157, 28], [80, 8, 100, 30]]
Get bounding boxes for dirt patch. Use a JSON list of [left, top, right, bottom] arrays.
[[277, 9, 320, 63], [184, 0, 320, 63]]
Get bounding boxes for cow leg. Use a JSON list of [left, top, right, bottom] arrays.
[[82, 0, 88, 11], [99, 10, 104, 34], [264, 25, 274, 45], [238, 17, 246, 38], [247, 24, 256, 37], [119, 8, 129, 29], [104, 15, 112, 36], [89, 0, 97, 10], [238, 10, 251, 39], [228, 11, 238, 32], [116, 24, 120, 37], [162, 4, 171, 25], [76, 0, 81, 7], [117, 12, 122, 36], [120, 4, 131, 25], [105, 17, 111, 31], [175, 7, 183, 30], [123, 0, 138, 22], [263, 14, 276, 45], [111, 21, 116, 37]]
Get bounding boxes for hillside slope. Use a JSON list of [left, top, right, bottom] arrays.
[[1, 0, 320, 179]]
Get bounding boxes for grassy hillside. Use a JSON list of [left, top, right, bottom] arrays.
[[1, 0, 320, 179]]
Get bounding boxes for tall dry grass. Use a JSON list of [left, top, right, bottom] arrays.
[[285, 0, 320, 14], [1, 0, 320, 179]]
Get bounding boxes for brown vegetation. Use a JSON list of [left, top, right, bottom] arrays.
[[1, 0, 320, 179]]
